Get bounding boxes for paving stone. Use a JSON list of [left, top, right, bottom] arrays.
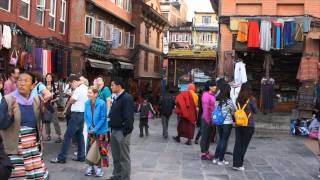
[[261, 173, 284, 180]]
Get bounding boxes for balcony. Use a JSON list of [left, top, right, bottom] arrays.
[[194, 26, 218, 32]]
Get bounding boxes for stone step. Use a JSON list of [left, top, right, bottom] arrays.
[[255, 113, 291, 131]]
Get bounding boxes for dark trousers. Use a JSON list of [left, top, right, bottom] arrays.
[[233, 126, 254, 167], [161, 115, 170, 137], [139, 117, 149, 136], [58, 112, 85, 161], [200, 119, 214, 153], [215, 124, 233, 161], [0, 165, 11, 180], [110, 130, 131, 180]]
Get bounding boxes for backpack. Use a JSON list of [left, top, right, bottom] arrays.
[[140, 102, 150, 118], [234, 99, 251, 126], [212, 103, 224, 125]]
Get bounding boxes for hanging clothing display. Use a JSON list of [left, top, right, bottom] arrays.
[[274, 22, 282, 49], [303, 16, 311, 33], [234, 61, 247, 85], [2, 25, 12, 49], [43, 49, 48, 76], [294, 23, 303, 42], [260, 20, 272, 51], [47, 50, 52, 74], [35, 48, 43, 72], [296, 55, 319, 81], [230, 82, 241, 107], [260, 78, 275, 114], [237, 22, 248, 42], [230, 18, 247, 31], [0, 24, 2, 50], [283, 21, 295, 47], [247, 21, 260, 48]]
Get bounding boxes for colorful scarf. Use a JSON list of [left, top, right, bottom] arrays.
[[11, 90, 34, 105]]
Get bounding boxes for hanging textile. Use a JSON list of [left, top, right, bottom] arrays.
[[236, 22, 248, 42], [35, 48, 43, 72], [283, 21, 295, 47], [2, 25, 12, 49], [224, 51, 235, 81], [20, 51, 27, 68], [260, 20, 272, 51], [274, 22, 282, 49], [247, 21, 260, 48], [234, 61, 247, 85], [0, 24, 2, 50], [303, 16, 311, 33], [294, 23, 303, 42], [43, 49, 48, 76], [47, 50, 52, 74], [296, 55, 319, 81], [260, 78, 275, 114], [230, 18, 247, 31]]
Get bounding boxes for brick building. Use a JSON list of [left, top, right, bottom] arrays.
[[160, 0, 188, 26], [132, 0, 168, 98], [211, 0, 320, 112], [68, 0, 135, 84], [0, 0, 69, 77]]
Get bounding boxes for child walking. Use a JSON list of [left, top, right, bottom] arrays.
[[138, 96, 156, 137], [84, 86, 109, 177]]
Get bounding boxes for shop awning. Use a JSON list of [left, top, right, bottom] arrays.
[[87, 58, 113, 70], [119, 61, 134, 70]]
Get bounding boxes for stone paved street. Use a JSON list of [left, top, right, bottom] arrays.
[[44, 114, 319, 180]]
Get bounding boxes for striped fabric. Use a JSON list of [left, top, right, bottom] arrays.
[[9, 127, 49, 179]]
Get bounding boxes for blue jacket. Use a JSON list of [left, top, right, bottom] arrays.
[[84, 99, 108, 135]]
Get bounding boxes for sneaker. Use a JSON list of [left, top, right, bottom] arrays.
[[85, 166, 93, 176], [232, 166, 245, 171], [201, 152, 214, 161], [212, 158, 218, 164], [217, 160, 229, 166], [94, 166, 103, 177]]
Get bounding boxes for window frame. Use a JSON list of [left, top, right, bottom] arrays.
[[95, 20, 104, 38], [117, 0, 123, 9], [19, 0, 30, 20], [144, 52, 148, 72], [105, 23, 113, 41], [35, 0, 46, 26], [0, 0, 11, 12], [118, 29, 123, 46], [202, 16, 212, 26], [48, 0, 57, 30], [59, 0, 66, 34], [129, 34, 135, 49], [85, 15, 95, 35], [154, 55, 160, 73]]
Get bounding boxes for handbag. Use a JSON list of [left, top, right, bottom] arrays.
[[43, 107, 53, 123], [9, 49, 18, 66], [86, 141, 100, 165]]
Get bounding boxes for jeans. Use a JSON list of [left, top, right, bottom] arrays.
[[161, 115, 170, 137], [215, 124, 233, 161], [139, 117, 149, 136], [58, 112, 85, 161], [110, 130, 131, 180], [200, 119, 214, 153], [233, 126, 254, 167]]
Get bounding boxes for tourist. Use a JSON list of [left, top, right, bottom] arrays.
[[31, 71, 52, 102], [108, 78, 134, 180], [43, 73, 62, 143], [95, 76, 112, 103], [232, 83, 258, 171], [51, 74, 88, 164], [195, 89, 204, 144], [213, 84, 236, 165], [173, 83, 198, 145], [138, 96, 156, 137], [200, 81, 217, 160], [0, 72, 49, 179], [3, 67, 19, 95], [84, 86, 109, 177], [159, 87, 175, 139]]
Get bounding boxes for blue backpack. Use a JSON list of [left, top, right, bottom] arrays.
[[212, 105, 224, 125]]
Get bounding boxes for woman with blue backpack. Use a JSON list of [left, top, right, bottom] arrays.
[[232, 83, 258, 171], [212, 84, 236, 165]]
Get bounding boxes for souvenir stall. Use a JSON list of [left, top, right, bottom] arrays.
[[0, 22, 69, 78]]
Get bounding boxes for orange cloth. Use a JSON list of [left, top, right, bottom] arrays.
[[187, 84, 198, 106], [247, 21, 260, 48], [237, 22, 248, 42]]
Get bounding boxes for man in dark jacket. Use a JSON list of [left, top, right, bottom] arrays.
[[0, 134, 12, 179], [159, 88, 175, 139], [108, 78, 134, 180]]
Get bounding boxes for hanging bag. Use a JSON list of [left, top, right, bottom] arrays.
[[234, 99, 251, 126], [9, 49, 18, 66]]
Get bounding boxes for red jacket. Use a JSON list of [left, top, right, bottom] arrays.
[[175, 91, 197, 124]]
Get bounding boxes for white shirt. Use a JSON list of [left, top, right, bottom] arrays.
[[234, 61, 248, 85], [71, 84, 88, 112]]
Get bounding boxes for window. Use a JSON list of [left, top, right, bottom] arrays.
[[144, 52, 148, 72], [95, 20, 104, 38], [110, 0, 115, 3], [207, 34, 212, 43], [117, 0, 123, 8], [118, 29, 123, 46], [36, 0, 46, 25], [85, 15, 94, 35], [162, 12, 169, 20], [0, 0, 10, 11], [178, 34, 182, 42], [59, 0, 66, 33], [154, 55, 160, 73], [202, 16, 211, 25], [105, 24, 113, 41], [111, 28, 119, 48], [123, 0, 131, 12], [129, 34, 135, 49], [48, 0, 56, 30], [156, 32, 160, 48], [171, 34, 176, 42], [124, 32, 130, 48], [145, 26, 149, 44], [20, 0, 30, 19]]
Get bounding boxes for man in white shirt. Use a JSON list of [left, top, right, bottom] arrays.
[[51, 75, 88, 164]]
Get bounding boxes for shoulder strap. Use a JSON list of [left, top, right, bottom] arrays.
[[241, 99, 251, 110]]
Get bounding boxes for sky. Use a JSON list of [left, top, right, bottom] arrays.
[[186, 0, 214, 21]]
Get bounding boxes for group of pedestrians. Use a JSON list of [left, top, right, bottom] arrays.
[[172, 81, 258, 171]]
